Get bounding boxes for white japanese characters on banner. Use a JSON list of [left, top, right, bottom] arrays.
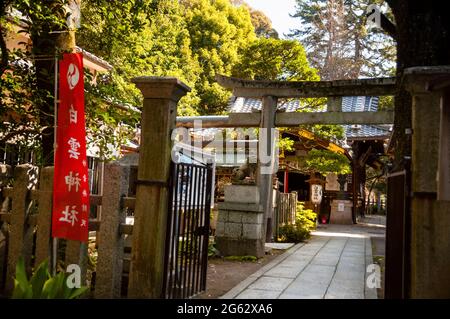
[[52, 53, 89, 242]]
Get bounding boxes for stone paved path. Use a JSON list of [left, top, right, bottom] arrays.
[[222, 220, 384, 299]]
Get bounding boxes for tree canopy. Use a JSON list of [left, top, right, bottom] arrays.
[[233, 38, 319, 81], [305, 148, 351, 176], [1, 0, 326, 161], [291, 0, 396, 80]]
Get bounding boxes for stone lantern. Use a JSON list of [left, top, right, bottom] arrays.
[[330, 174, 353, 224]]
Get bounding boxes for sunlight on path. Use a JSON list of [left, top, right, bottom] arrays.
[[222, 220, 385, 299]]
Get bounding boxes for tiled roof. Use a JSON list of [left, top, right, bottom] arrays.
[[230, 97, 305, 113], [341, 96, 391, 140], [342, 96, 379, 112], [229, 96, 391, 140], [345, 124, 390, 139]]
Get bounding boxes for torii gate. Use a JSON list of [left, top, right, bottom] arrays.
[[177, 75, 396, 241]]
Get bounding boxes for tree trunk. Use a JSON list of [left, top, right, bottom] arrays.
[[30, 3, 77, 166], [389, 1, 450, 169]]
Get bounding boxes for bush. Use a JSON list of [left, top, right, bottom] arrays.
[[11, 257, 89, 299], [277, 203, 317, 243]]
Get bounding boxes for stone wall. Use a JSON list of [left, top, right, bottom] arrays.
[[215, 185, 265, 257]]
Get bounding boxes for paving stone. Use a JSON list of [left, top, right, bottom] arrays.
[[342, 251, 365, 258], [279, 292, 326, 299], [325, 280, 364, 299], [279, 260, 310, 268], [282, 281, 328, 298], [339, 256, 364, 266], [324, 291, 364, 299], [284, 253, 313, 263], [332, 270, 365, 282], [345, 249, 365, 254], [310, 256, 340, 266], [328, 279, 364, 293], [265, 265, 306, 279], [224, 223, 381, 300], [319, 248, 344, 255], [296, 265, 335, 284], [236, 289, 281, 299], [247, 276, 294, 291], [289, 251, 318, 258]]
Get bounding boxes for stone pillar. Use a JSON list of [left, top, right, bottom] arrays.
[[404, 67, 450, 298], [95, 163, 130, 299], [216, 185, 265, 258], [258, 96, 278, 243], [128, 77, 190, 298]]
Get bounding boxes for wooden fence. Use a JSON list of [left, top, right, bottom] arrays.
[[0, 162, 135, 298], [274, 191, 297, 239]]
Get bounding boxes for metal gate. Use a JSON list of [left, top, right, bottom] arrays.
[[163, 162, 213, 299]]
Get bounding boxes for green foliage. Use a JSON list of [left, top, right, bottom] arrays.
[[83, 69, 139, 160], [79, 0, 319, 117], [208, 242, 219, 258], [378, 95, 394, 111], [309, 124, 345, 141], [278, 133, 295, 152], [233, 38, 319, 81], [0, 49, 43, 150], [11, 257, 89, 299], [305, 148, 351, 176], [0, 0, 71, 164], [2, 0, 327, 160], [277, 203, 317, 243], [79, 0, 201, 117], [183, 0, 256, 114]]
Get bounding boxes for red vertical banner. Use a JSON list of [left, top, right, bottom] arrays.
[[52, 53, 89, 242]]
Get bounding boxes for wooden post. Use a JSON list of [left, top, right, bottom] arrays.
[[283, 168, 289, 193], [95, 162, 129, 298], [65, 240, 88, 286], [128, 77, 190, 298], [402, 67, 450, 298], [35, 167, 54, 267], [258, 96, 277, 243], [438, 87, 450, 200], [5, 164, 35, 293], [351, 142, 360, 223]]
